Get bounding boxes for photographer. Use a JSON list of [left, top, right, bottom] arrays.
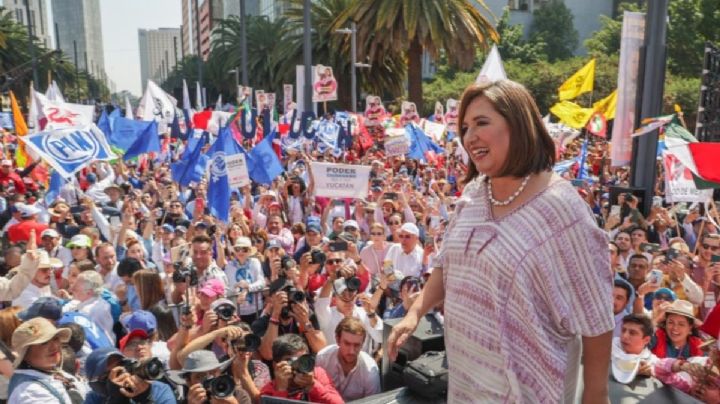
[[254, 278, 326, 361], [259, 334, 342, 404], [84, 347, 175, 404], [383, 276, 422, 320], [169, 350, 250, 404]]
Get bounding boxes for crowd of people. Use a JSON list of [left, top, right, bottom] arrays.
[[0, 77, 717, 404]]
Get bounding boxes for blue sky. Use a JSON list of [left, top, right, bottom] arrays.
[[46, 0, 181, 97]]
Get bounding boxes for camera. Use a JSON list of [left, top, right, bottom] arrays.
[[214, 303, 236, 322], [202, 374, 236, 398], [231, 333, 262, 352], [288, 354, 315, 374], [121, 357, 165, 380], [309, 249, 326, 266], [172, 263, 198, 286], [280, 284, 306, 320], [345, 276, 361, 292], [280, 255, 296, 272], [664, 248, 679, 264]]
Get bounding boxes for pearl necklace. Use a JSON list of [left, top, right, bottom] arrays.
[[487, 175, 531, 206]]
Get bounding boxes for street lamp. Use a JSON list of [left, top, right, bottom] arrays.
[[335, 22, 370, 113], [228, 68, 239, 100]]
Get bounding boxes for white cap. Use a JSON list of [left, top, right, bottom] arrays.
[[343, 220, 359, 230], [399, 222, 419, 237], [1, 160, 12, 166], [16, 203, 41, 217], [40, 229, 60, 238]]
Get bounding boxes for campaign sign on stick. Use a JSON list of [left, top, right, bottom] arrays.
[[226, 153, 251, 188], [310, 162, 371, 199], [663, 152, 713, 203], [384, 135, 410, 157], [22, 124, 117, 177]]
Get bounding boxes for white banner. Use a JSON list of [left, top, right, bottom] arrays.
[[421, 119, 446, 142], [40, 100, 95, 131], [310, 162, 371, 199], [384, 135, 410, 157], [227, 153, 251, 188], [663, 152, 713, 203], [611, 11, 645, 167]]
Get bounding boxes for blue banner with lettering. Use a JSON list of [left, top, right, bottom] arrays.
[[22, 123, 118, 177]]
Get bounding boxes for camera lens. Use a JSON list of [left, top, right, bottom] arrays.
[[290, 290, 306, 303], [291, 354, 315, 374], [346, 277, 361, 291], [203, 374, 236, 398], [214, 304, 236, 321]]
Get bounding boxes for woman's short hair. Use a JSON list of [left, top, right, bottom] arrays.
[[458, 80, 555, 183]]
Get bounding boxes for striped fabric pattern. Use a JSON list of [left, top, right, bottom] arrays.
[[436, 175, 614, 403]]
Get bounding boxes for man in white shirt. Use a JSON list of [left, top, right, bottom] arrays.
[[96, 243, 123, 293], [13, 250, 53, 309], [384, 223, 424, 278], [40, 229, 72, 276], [316, 317, 381, 401], [63, 271, 115, 344]]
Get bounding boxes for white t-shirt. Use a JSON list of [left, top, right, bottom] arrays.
[[314, 296, 383, 354], [315, 344, 381, 401], [384, 243, 424, 278], [12, 283, 52, 309]]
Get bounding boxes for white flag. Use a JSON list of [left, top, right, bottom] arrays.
[[196, 81, 203, 110], [41, 99, 95, 130], [125, 96, 134, 119], [215, 94, 223, 111], [45, 81, 66, 103], [183, 79, 192, 111], [137, 80, 177, 126], [476, 44, 507, 83]]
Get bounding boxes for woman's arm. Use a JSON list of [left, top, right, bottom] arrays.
[[581, 331, 612, 404]]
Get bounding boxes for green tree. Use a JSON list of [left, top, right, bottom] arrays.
[[495, 7, 546, 63], [529, 0, 578, 62], [667, 0, 706, 77], [336, 0, 498, 111]]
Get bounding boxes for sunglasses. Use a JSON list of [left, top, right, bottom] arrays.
[[343, 227, 358, 232], [326, 259, 343, 265], [370, 232, 384, 236], [398, 234, 414, 239], [388, 222, 401, 226], [235, 247, 250, 253], [703, 244, 720, 252], [70, 246, 85, 250]]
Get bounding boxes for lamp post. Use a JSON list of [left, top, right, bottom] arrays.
[[228, 68, 239, 102], [335, 22, 370, 113]]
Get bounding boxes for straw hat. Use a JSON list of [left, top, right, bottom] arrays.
[[11, 317, 71, 367], [664, 300, 696, 322]]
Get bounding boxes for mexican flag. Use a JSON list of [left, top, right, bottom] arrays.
[[664, 121, 720, 189]]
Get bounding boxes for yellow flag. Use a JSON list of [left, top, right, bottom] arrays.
[[9, 91, 30, 167], [558, 59, 595, 101], [592, 89, 617, 121], [550, 100, 594, 129]]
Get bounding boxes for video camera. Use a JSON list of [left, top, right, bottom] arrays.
[[309, 249, 326, 266], [120, 357, 165, 381], [280, 284, 306, 320], [171, 262, 198, 286], [213, 302, 236, 322], [288, 354, 315, 374]]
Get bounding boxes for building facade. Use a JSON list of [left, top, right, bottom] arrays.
[[181, 0, 222, 61], [52, 0, 105, 76], [0, 0, 50, 47], [138, 28, 181, 91]]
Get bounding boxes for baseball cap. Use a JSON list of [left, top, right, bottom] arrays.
[[306, 223, 322, 234], [343, 220, 359, 230], [16, 203, 41, 217], [85, 347, 124, 380], [85, 173, 97, 183], [18, 296, 64, 322], [1, 160, 12, 166], [198, 279, 225, 298], [210, 298, 235, 313], [119, 329, 149, 351], [121, 310, 157, 334], [66, 234, 92, 248], [400, 222, 419, 237], [161, 223, 175, 233], [267, 239, 282, 250], [41, 229, 60, 238], [652, 288, 677, 302]]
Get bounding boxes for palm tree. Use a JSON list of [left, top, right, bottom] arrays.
[[335, 0, 498, 111]]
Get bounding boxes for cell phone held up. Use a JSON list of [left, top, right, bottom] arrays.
[[639, 243, 661, 254], [328, 240, 348, 252], [647, 269, 664, 287]]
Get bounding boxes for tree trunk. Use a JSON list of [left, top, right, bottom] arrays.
[[407, 37, 424, 113]]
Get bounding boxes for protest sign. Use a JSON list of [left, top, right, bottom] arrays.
[[283, 84, 294, 112], [22, 124, 117, 177], [422, 119, 446, 142], [0, 112, 13, 130], [256, 90, 267, 111], [226, 153, 251, 188], [312, 65, 338, 102], [445, 99, 459, 133], [364, 95, 385, 127], [400, 101, 420, 126], [310, 162, 371, 199], [384, 133, 410, 157], [663, 152, 713, 203]]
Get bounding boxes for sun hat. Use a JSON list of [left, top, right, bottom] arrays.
[[234, 237, 252, 249], [167, 350, 232, 385], [664, 299, 696, 322], [400, 222, 419, 237], [11, 317, 71, 367], [66, 234, 92, 248], [40, 229, 60, 238]]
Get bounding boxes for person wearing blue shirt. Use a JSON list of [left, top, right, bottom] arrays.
[[84, 347, 175, 404]]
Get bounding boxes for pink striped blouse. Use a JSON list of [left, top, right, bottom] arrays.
[[436, 175, 614, 403]]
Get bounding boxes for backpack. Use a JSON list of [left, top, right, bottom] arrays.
[[402, 351, 448, 398], [100, 288, 122, 323]]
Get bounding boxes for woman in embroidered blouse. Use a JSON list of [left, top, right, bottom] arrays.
[[387, 80, 614, 404]]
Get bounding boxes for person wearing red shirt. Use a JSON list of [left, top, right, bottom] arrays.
[[260, 334, 343, 404], [7, 203, 48, 245], [0, 160, 26, 195]]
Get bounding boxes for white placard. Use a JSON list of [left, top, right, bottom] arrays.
[[663, 152, 713, 203], [310, 162, 371, 199], [384, 135, 410, 157], [227, 153, 251, 188]]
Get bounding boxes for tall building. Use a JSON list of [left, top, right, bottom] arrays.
[[0, 0, 51, 47], [222, 0, 260, 19], [52, 0, 106, 76], [138, 28, 181, 91], [181, 0, 222, 61]]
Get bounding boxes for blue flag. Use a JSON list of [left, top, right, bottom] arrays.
[[406, 124, 443, 162], [171, 131, 209, 186], [45, 170, 67, 204], [248, 131, 284, 184], [207, 126, 245, 222], [123, 120, 160, 160], [97, 110, 112, 138], [170, 113, 183, 139], [577, 138, 588, 180], [108, 108, 121, 131], [111, 117, 152, 151]]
